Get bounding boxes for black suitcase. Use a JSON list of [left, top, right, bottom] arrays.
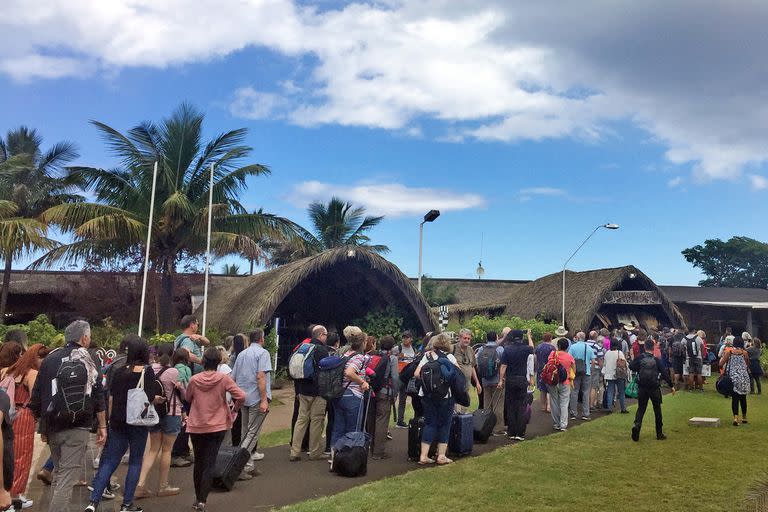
[[448, 413, 473, 457], [408, 417, 438, 461], [473, 408, 496, 443], [332, 445, 368, 477], [212, 445, 251, 491]]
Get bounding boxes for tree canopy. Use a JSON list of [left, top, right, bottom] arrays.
[[682, 236, 768, 288]]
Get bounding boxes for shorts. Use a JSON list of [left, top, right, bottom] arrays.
[[672, 357, 684, 375], [590, 372, 602, 389], [149, 414, 182, 435], [688, 358, 703, 376]]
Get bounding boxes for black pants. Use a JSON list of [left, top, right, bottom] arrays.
[[505, 377, 528, 437], [325, 401, 335, 452], [190, 431, 226, 504], [231, 410, 242, 446], [750, 376, 761, 394], [732, 392, 747, 416], [634, 387, 663, 436]]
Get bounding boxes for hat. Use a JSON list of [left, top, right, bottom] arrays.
[[623, 324, 635, 332], [510, 329, 525, 340], [725, 335, 735, 344], [742, 332, 753, 341], [343, 326, 363, 339], [555, 326, 568, 337]]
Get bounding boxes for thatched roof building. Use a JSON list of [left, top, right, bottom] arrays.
[[201, 247, 439, 335], [444, 265, 686, 331]]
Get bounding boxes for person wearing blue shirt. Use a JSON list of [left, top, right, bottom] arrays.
[[568, 332, 596, 420], [477, 332, 506, 436]]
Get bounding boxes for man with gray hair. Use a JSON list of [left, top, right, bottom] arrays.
[[587, 330, 605, 410], [30, 320, 106, 512], [232, 328, 272, 479], [453, 328, 482, 414], [567, 331, 595, 421]]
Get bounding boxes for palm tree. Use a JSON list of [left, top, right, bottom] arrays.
[[0, 127, 81, 322], [268, 197, 389, 266], [221, 263, 243, 275], [36, 103, 297, 331]]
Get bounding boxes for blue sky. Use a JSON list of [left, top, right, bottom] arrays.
[[1, 1, 766, 286]]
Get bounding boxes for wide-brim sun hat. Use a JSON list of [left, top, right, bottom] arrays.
[[555, 326, 568, 337]]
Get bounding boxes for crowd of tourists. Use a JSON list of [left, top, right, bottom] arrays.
[[0, 317, 759, 512]]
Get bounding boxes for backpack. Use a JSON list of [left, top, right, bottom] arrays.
[[477, 345, 500, 380], [0, 372, 17, 423], [316, 356, 350, 401], [637, 355, 659, 387], [420, 352, 451, 398], [288, 343, 316, 380], [671, 340, 686, 358], [614, 352, 628, 380], [49, 358, 94, 429], [541, 351, 567, 386], [154, 367, 173, 418], [685, 336, 699, 358], [366, 351, 391, 392], [574, 343, 588, 377]]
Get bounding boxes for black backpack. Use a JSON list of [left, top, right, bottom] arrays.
[[49, 358, 93, 429], [154, 367, 173, 418], [638, 355, 659, 388], [686, 336, 699, 358], [477, 345, 500, 380], [317, 356, 350, 401], [366, 351, 390, 392], [671, 340, 686, 358], [420, 353, 450, 398]]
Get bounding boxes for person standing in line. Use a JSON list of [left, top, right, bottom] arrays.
[[392, 331, 417, 428], [86, 335, 162, 512], [329, 331, 370, 451], [630, 339, 675, 442], [586, 331, 604, 411], [747, 338, 762, 395], [603, 338, 629, 414], [0, 386, 14, 511], [568, 332, 595, 421], [231, 329, 272, 480], [290, 325, 316, 455], [369, 336, 398, 460], [228, 334, 247, 447], [29, 320, 106, 512], [497, 330, 534, 441], [135, 343, 185, 500], [478, 331, 505, 436], [452, 329, 482, 414], [721, 337, 751, 426], [289, 325, 330, 462], [535, 332, 555, 413], [547, 338, 575, 432], [186, 347, 245, 512], [0, 344, 50, 509], [683, 327, 704, 392]]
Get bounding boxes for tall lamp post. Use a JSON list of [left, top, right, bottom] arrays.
[[561, 223, 619, 326], [418, 210, 440, 292]]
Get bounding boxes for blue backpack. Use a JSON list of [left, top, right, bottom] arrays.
[[288, 343, 316, 380]]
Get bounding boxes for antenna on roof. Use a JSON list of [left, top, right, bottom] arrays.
[[476, 232, 485, 279]]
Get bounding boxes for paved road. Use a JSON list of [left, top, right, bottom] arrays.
[[28, 401, 615, 512]]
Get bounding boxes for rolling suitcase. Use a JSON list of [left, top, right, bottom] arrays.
[[473, 391, 502, 443], [407, 417, 424, 460], [331, 393, 370, 477], [212, 445, 251, 491], [448, 413, 473, 457]]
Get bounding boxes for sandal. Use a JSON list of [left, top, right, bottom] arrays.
[[417, 458, 435, 465], [436, 457, 453, 465]]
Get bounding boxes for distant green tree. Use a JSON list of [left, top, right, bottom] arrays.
[[221, 263, 243, 275], [421, 275, 459, 306], [682, 236, 768, 288]]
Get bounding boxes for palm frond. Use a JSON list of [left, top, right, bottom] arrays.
[[0, 217, 59, 257], [209, 231, 264, 260], [42, 203, 139, 232], [90, 120, 148, 170], [38, 141, 79, 174], [75, 214, 146, 243]]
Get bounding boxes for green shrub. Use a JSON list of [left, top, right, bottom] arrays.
[[463, 315, 559, 343], [355, 305, 405, 339], [149, 333, 177, 345], [0, 315, 64, 347], [264, 329, 278, 361]]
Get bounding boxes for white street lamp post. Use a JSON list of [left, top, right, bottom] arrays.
[[561, 223, 619, 326]]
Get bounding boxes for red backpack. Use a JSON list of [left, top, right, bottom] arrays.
[[541, 351, 567, 386], [365, 351, 391, 392]]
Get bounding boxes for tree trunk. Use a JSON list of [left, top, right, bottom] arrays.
[[158, 259, 175, 333], [0, 256, 11, 325]]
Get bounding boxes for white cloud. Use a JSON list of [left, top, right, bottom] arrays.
[[288, 180, 486, 217], [750, 175, 768, 191], [3, 1, 768, 182], [667, 177, 684, 188], [519, 187, 565, 196]]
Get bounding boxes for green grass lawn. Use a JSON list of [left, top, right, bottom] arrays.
[[280, 386, 767, 512]]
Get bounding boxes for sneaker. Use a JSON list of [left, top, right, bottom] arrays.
[[569, 415, 577, 420], [620, 410, 629, 414], [386, 432, 393, 440], [133, 486, 153, 500], [120, 504, 143, 512], [157, 485, 180, 497], [238, 473, 253, 481], [192, 503, 206, 511], [289, 455, 301, 462], [171, 457, 193, 468], [87, 485, 115, 500], [17, 495, 33, 509], [581, 416, 591, 421], [516, 436, 525, 441], [323, 451, 331, 457], [85, 503, 97, 512], [492, 431, 506, 437], [92, 457, 100, 470], [395, 422, 408, 429], [656, 433, 667, 441], [252, 451, 265, 461], [631, 425, 640, 442]]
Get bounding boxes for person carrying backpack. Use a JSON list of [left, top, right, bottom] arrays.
[[629, 339, 675, 442], [329, 330, 370, 452], [452, 329, 482, 413], [603, 338, 629, 413], [414, 334, 461, 465], [567, 332, 595, 421], [392, 331, 418, 428], [29, 320, 106, 512], [369, 336, 399, 460], [497, 330, 534, 441], [478, 332, 505, 436], [86, 335, 164, 512], [545, 337, 575, 431]]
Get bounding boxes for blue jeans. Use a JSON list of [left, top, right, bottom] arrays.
[[331, 393, 363, 447], [43, 456, 54, 472], [421, 397, 454, 444], [90, 426, 148, 505], [606, 379, 627, 412]]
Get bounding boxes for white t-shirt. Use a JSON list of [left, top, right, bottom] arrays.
[[217, 363, 232, 375], [417, 352, 458, 398], [602, 349, 627, 380]]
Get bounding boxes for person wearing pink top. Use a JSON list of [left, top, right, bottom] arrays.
[[186, 347, 245, 511]]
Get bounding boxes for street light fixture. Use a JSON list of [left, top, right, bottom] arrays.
[[561, 223, 620, 326], [418, 210, 440, 292]]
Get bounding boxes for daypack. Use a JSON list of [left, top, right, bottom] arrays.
[[615, 353, 629, 380], [154, 367, 173, 418], [420, 352, 451, 398], [288, 343, 316, 380], [541, 352, 567, 386], [126, 367, 159, 427], [685, 336, 700, 359], [317, 356, 350, 400], [0, 373, 17, 423], [671, 340, 686, 358], [365, 351, 390, 392], [49, 358, 94, 429], [574, 343, 588, 377], [637, 355, 659, 388], [477, 345, 500, 380]]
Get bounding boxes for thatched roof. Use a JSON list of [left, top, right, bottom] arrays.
[[202, 247, 439, 332], [504, 265, 686, 330]]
